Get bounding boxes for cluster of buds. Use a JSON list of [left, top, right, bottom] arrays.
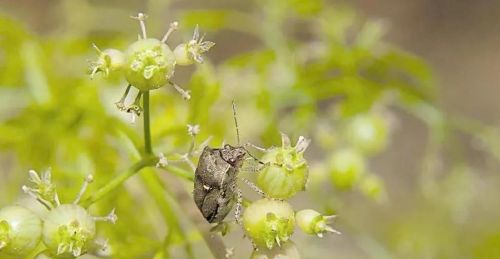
[[0, 169, 116, 258], [241, 133, 340, 254], [90, 13, 214, 120], [328, 111, 389, 200], [256, 133, 310, 199]]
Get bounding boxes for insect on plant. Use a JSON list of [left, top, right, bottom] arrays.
[[193, 102, 269, 225]]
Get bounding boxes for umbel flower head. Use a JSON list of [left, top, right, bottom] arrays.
[[256, 133, 311, 199], [0, 205, 42, 256], [90, 13, 214, 119], [174, 25, 215, 65], [22, 168, 59, 209], [23, 171, 116, 258], [329, 148, 366, 190], [243, 199, 295, 249], [89, 44, 125, 79], [295, 209, 340, 238]]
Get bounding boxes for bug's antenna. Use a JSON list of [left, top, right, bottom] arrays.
[[232, 100, 240, 145]]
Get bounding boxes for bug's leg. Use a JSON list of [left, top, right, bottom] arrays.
[[242, 144, 283, 169], [245, 142, 270, 152], [241, 178, 266, 197], [169, 81, 191, 100], [234, 187, 243, 226], [115, 84, 132, 111], [243, 152, 282, 172]]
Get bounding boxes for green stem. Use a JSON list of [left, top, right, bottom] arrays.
[[81, 157, 157, 207], [143, 91, 153, 155], [141, 170, 194, 259], [160, 165, 194, 182]]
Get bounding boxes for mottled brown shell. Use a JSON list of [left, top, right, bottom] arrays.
[[193, 145, 246, 223]]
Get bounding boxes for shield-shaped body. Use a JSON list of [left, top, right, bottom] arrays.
[[193, 145, 246, 223]]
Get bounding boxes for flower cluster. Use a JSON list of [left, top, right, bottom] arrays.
[[242, 133, 340, 253], [328, 111, 390, 200], [90, 13, 214, 118], [0, 169, 116, 258]]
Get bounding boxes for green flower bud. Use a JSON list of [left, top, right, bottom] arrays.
[[89, 45, 125, 79], [257, 134, 310, 199], [329, 148, 366, 190], [251, 241, 301, 259], [173, 25, 215, 66], [42, 204, 96, 258], [295, 209, 340, 237], [125, 38, 176, 91], [0, 205, 42, 256], [22, 169, 59, 209], [243, 199, 295, 249], [359, 174, 386, 201], [345, 113, 389, 155]]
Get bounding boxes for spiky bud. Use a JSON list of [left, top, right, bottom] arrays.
[[243, 199, 295, 249], [345, 113, 389, 155], [42, 204, 96, 258], [329, 148, 365, 190], [89, 45, 125, 79], [0, 205, 42, 256], [295, 209, 340, 237], [257, 134, 310, 199], [125, 38, 176, 91], [173, 25, 215, 65]]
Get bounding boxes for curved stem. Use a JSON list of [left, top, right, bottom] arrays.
[[141, 169, 194, 258], [159, 173, 229, 259], [81, 157, 157, 207], [143, 91, 153, 155]]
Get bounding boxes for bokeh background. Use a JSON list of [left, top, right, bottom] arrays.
[[1, 0, 500, 258]]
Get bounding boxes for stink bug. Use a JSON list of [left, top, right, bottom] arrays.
[[193, 102, 266, 224]]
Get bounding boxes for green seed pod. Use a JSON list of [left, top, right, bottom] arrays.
[[251, 241, 301, 259], [125, 38, 176, 91], [257, 134, 310, 199], [329, 148, 366, 190], [173, 25, 215, 66], [42, 204, 96, 258], [295, 209, 340, 237], [90, 46, 125, 79], [359, 174, 386, 201], [173, 43, 193, 66], [345, 113, 388, 155], [243, 199, 295, 249], [0, 205, 42, 256]]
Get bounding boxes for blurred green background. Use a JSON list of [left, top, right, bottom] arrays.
[[1, 0, 500, 258]]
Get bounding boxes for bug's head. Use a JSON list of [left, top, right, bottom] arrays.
[[221, 144, 247, 165]]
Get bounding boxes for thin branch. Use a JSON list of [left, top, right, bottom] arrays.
[[159, 173, 230, 259], [143, 91, 153, 155], [81, 157, 157, 207], [141, 169, 194, 258]]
